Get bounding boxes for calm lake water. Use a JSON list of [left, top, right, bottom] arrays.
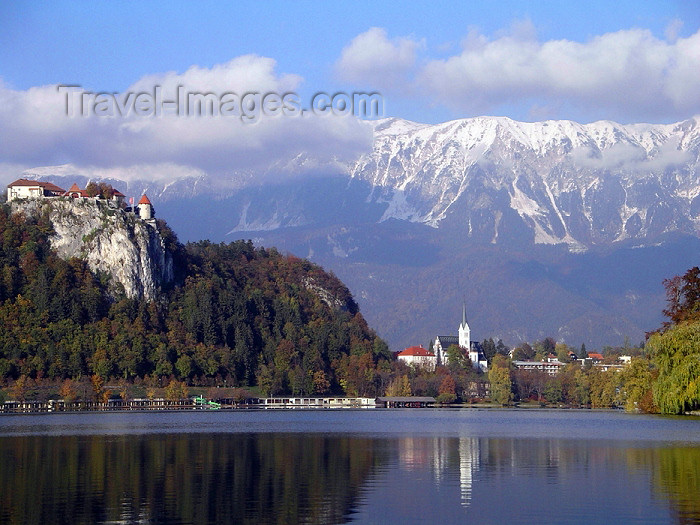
[[0, 409, 698, 524]]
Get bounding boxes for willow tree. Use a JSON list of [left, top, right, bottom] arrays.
[[646, 321, 700, 414]]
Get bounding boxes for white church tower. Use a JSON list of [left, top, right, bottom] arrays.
[[459, 301, 487, 371], [458, 301, 470, 350]]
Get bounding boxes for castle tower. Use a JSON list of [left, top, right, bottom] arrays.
[[138, 194, 154, 220]]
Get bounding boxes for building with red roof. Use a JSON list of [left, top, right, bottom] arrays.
[[397, 345, 436, 371], [7, 179, 66, 200]]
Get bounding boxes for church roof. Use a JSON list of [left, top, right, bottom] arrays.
[[398, 346, 435, 357], [68, 183, 81, 192], [435, 335, 459, 345], [138, 194, 152, 205]]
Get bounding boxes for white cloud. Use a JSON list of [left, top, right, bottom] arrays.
[[665, 18, 684, 43], [571, 141, 692, 172], [335, 27, 422, 90], [417, 26, 700, 122], [0, 56, 373, 186]]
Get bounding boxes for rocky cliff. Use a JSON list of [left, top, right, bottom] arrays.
[[11, 198, 174, 301]]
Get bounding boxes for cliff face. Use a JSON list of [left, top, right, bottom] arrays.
[[11, 198, 174, 301]]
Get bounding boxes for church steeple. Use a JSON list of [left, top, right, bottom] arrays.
[[458, 300, 470, 350]]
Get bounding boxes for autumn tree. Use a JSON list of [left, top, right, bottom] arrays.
[[436, 374, 457, 404], [385, 375, 411, 397], [662, 267, 700, 327], [10, 375, 30, 402], [165, 379, 189, 401], [488, 362, 513, 405], [59, 378, 77, 402]]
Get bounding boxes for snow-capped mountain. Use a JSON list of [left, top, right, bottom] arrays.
[[350, 116, 700, 251], [13, 115, 700, 350]]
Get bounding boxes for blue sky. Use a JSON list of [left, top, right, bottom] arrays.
[[0, 1, 699, 183]]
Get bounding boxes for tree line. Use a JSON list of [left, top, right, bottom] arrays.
[[0, 204, 392, 397], [486, 266, 700, 414], [1, 202, 697, 413]]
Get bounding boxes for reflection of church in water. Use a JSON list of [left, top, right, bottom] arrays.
[[399, 436, 484, 508]]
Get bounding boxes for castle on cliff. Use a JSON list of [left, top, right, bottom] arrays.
[[6, 178, 156, 226]]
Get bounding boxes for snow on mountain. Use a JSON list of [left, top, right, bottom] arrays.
[[350, 116, 700, 250], [17, 115, 700, 252]]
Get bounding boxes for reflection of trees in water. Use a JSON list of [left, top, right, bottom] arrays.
[[2, 433, 698, 524], [394, 436, 699, 523], [626, 446, 700, 525], [0, 433, 381, 524]]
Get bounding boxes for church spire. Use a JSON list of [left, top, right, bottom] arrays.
[[458, 301, 470, 350]]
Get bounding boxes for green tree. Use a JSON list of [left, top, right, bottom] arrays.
[[543, 379, 563, 404], [618, 356, 655, 412], [488, 364, 512, 405], [572, 369, 590, 406], [512, 343, 535, 361], [496, 339, 510, 357], [446, 344, 468, 371], [579, 343, 588, 359], [556, 342, 572, 363], [482, 338, 496, 363], [589, 368, 619, 408], [647, 321, 700, 414]]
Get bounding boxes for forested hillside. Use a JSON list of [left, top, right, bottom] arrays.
[[0, 204, 391, 395]]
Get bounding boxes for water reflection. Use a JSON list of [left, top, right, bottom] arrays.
[[0, 433, 380, 525], [0, 431, 698, 524], [378, 435, 699, 523]]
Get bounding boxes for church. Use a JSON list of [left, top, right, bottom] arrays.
[[433, 303, 488, 372]]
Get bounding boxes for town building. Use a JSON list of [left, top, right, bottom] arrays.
[[512, 360, 565, 377], [433, 303, 488, 372], [397, 345, 437, 371]]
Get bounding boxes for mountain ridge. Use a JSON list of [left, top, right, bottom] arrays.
[[12, 114, 700, 350]]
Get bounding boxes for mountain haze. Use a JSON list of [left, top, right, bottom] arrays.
[[19, 115, 700, 350]]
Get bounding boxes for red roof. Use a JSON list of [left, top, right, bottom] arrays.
[[68, 183, 81, 192], [588, 353, 604, 360], [8, 178, 65, 193], [138, 194, 152, 205], [398, 346, 435, 357]]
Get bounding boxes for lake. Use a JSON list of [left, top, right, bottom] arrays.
[[0, 409, 698, 524]]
